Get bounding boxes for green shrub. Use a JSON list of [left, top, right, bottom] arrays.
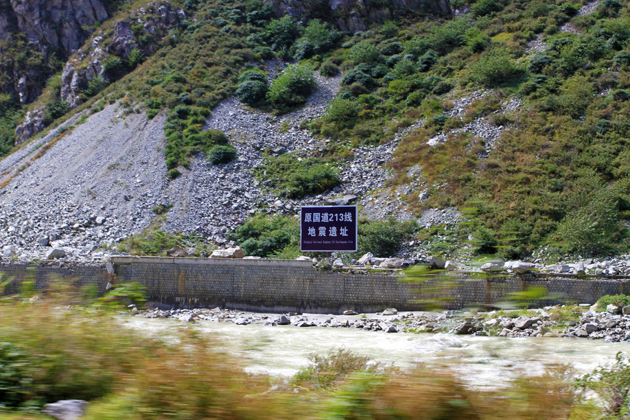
[[323, 98, 359, 129], [48, 100, 70, 120], [473, 0, 504, 16], [472, 226, 499, 254], [341, 69, 376, 88], [417, 50, 439, 72], [83, 76, 109, 97], [238, 69, 267, 84], [302, 19, 339, 53], [230, 214, 299, 257], [256, 154, 341, 199], [471, 48, 524, 87], [595, 294, 630, 311], [267, 64, 316, 112], [147, 109, 159, 119], [556, 177, 621, 255], [464, 27, 491, 53], [319, 61, 341, 77], [358, 218, 417, 257], [265, 16, 300, 50], [103, 55, 124, 77], [207, 145, 237, 164], [167, 168, 181, 179], [349, 42, 382, 63], [613, 51, 630, 67], [127, 48, 145, 70], [236, 80, 268, 105]]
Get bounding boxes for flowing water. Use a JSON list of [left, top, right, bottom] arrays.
[[124, 317, 629, 389]]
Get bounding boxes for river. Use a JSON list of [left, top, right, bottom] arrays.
[[124, 316, 628, 389]]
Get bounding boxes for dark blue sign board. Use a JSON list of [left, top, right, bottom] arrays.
[[300, 206, 358, 252]]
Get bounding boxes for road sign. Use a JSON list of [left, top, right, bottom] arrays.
[[300, 206, 357, 252]]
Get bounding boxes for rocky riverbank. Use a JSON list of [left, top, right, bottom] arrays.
[[132, 303, 630, 343]]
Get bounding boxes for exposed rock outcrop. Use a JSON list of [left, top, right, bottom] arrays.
[[14, 110, 45, 145], [265, 0, 451, 32], [0, 0, 108, 55], [58, 2, 185, 111]]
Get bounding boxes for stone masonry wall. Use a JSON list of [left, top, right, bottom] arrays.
[[2, 259, 630, 313]]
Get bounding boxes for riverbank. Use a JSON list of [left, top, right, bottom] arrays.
[[133, 302, 630, 343]]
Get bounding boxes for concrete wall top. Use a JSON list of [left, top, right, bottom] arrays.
[[110, 256, 314, 268]]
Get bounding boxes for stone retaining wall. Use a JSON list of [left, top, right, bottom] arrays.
[[2, 259, 630, 313]]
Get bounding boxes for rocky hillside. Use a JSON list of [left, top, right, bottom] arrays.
[[2, 0, 630, 268]]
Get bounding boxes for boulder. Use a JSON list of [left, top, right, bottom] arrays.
[[430, 256, 446, 269], [166, 246, 188, 257], [327, 195, 358, 206], [277, 315, 291, 325], [2, 245, 16, 259], [623, 305, 630, 315], [357, 252, 373, 265], [513, 316, 540, 330], [607, 304, 621, 314], [42, 400, 88, 420], [333, 258, 344, 268], [481, 262, 503, 272], [47, 248, 66, 259], [380, 258, 404, 269], [584, 323, 599, 333], [343, 310, 358, 315], [504, 261, 535, 273], [454, 321, 480, 334], [382, 308, 398, 316], [211, 246, 245, 258]]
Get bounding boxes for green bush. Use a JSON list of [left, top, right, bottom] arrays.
[[341, 69, 376, 88], [207, 144, 237, 164], [417, 50, 439, 72], [238, 69, 267, 84], [267, 64, 316, 112], [230, 214, 299, 257], [48, 100, 70, 120], [556, 177, 621, 255], [167, 168, 181, 179], [236, 80, 268, 105], [127, 48, 145, 70], [471, 48, 524, 87], [596, 294, 630, 311], [103, 55, 124, 77], [464, 27, 491, 53], [473, 0, 504, 16], [319, 61, 341, 77], [265, 16, 300, 50], [83, 76, 109, 97], [256, 154, 341, 199], [358, 218, 417, 257], [349, 42, 382, 63]]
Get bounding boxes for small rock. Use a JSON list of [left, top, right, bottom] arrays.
[[42, 400, 88, 420], [357, 252, 373, 265], [607, 304, 621, 314], [210, 246, 245, 258], [382, 308, 398, 315], [380, 258, 404, 269], [343, 310, 358, 315], [166, 245, 188, 257], [47, 249, 66, 260]]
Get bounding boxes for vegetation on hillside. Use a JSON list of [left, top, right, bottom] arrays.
[[4, 0, 630, 258]]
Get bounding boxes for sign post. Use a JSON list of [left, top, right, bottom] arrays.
[[300, 206, 358, 252]]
